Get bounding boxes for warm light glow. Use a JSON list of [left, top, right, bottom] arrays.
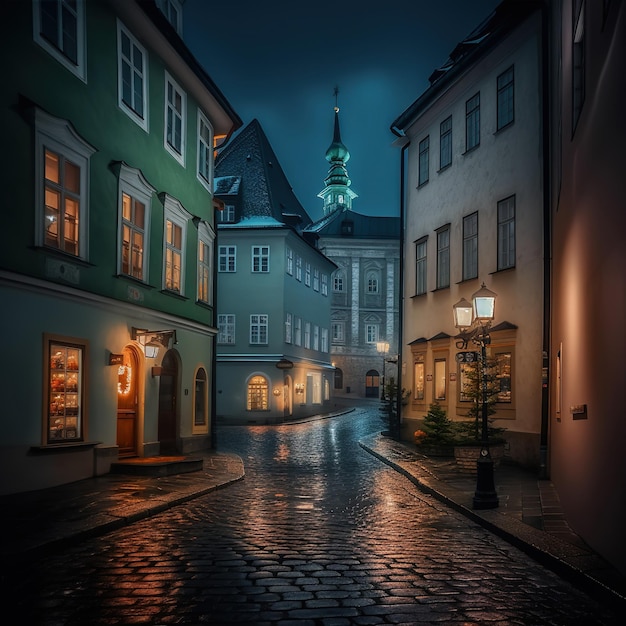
[[117, 365, 132, 395], [472, 283, 497, 321], [453, 297, 474, 328], [376, 341, 390, 354]]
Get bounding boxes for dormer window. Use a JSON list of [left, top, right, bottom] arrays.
[[341, 220, 353, 235], [338, 194, 344, 204], [157, 0, 183, 35]]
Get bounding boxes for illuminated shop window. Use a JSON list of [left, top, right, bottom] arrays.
[[247, 375, 269, 411], [47, 337, 85, 443]]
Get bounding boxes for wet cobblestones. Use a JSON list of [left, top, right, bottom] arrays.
[[5, 408, 621, 624]]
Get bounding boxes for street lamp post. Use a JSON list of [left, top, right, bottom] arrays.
[[453, 283, 499, 510], [376, 341, 389, 400]]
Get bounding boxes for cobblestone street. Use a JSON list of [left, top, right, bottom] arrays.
[[6, 405, 621, 624]]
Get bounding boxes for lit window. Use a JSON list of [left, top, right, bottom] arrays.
[[414, 358, 425, 401], [197, 226, 213, 304], [434, 358, 446, 401], [33, 0, 86, 80], [35, 109, 94, 260], [164, 72, 186, 165], [162, 194, 190, 294], [117, 163, 154, 282], [47, 336, 85, 443], [247, 375, 269, 411], [117, 21, 147, 130]]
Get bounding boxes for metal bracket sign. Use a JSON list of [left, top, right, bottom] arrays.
[[455, 351, 479, 363]]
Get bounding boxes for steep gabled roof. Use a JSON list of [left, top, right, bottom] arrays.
[[214, 119, 312, 227], [305, 207, 400, 240]]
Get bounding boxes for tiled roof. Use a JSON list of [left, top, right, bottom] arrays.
[[214, 119, 312, 227]]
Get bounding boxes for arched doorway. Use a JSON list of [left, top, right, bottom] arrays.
[[158, 350, 178, 454], [365, 369, 380, 398], [117, 346, 139, 457], [334, 367, 343, 390]]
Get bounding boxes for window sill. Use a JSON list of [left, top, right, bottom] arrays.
[[494, 121, 514, 135], [462, 144, 480, 156], [437, 164, 452, 174], [160, 289, 188, 300], [30, 441, 102, 454]]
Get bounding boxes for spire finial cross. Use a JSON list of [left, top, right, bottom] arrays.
[[334, 85, 339, 113]]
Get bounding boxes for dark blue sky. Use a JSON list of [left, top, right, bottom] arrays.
[[184, 0, 501, 219]]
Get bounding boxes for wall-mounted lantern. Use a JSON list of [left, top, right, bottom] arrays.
[[131, 327, 176, 359]]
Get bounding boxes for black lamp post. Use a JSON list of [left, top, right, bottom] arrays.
[[453, 283, 499, 510]]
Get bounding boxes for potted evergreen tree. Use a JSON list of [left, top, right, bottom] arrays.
[[453, 357, 506, 472], [414, 402, 455, 456]]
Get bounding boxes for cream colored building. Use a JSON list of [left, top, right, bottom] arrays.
[[391, 2, 546, 467]]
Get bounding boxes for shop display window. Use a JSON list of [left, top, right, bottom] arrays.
[[48, 342, 83, 442]]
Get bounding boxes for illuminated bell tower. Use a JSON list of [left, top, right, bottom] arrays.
[[318, 87, 357, 216]]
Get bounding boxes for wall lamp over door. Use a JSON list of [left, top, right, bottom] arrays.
[[131, 327, 177, 359]]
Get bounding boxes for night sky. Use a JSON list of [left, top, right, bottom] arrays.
[[184, 0, 501, 219]]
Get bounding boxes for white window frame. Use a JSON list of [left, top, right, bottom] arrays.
[[117, 163, 155, 281], [333, 271, 345, 292], [365, 323, 379, 344], [332, 322, 345, 344], [285, 312, 292, 344], [217, 205, 235, 223], [286, 247, 293, 275], [164, 71, 186, 166], [366, 270, 379, 294], [313, 325, 319, 351], [217, 314, 235, 345], [33, 0, 87, 82], [305, 262, 311, 287], [313, 268, 320, 291], [321, 328, 329, 353], [197, 110, 213, 192], [117, 20, 148, 131], [304, 321, 311, 349], [321, 274, 328, 296], [294, 316, 302, 346], [418, 135, 429, 186], [197, 222, 214, 304], [250, 314, 269, 345], [34, 108, 95, 261], [252, 245, 270, 272], [295, 255, 302, 281], [162, 194, 191, 294], [218, 245, 236, 272]]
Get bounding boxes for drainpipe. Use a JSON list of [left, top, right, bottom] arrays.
[[391, 127, 410, 440], [539, 1, 551, 479]]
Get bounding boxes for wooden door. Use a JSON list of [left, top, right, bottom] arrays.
[[117, 347, 138, 457], [158, 350, 178, 454]]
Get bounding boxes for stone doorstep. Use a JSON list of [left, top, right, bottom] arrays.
[[110, 456, 204, 476]]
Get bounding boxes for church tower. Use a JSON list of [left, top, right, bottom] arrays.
[[318, 88, 357, 216]]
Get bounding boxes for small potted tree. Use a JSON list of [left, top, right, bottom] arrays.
[[415, 402, 455, 456], [453, 357, 506, 472]]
